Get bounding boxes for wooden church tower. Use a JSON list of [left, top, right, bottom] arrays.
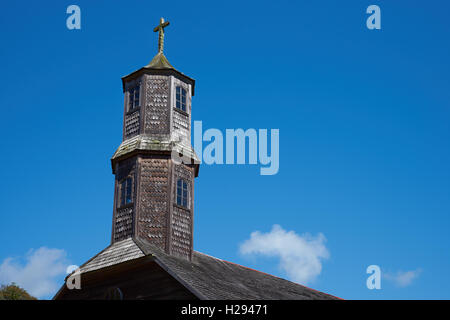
[[110, 18, 199, 260], [54, 19, 337, 300]]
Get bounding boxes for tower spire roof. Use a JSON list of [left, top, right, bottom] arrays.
[[122, 18, 195, 95], [147, 17, 174, 69]]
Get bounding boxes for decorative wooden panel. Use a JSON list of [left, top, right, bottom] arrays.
[[172, 109, 190, 143], [144, 75, 170, 136], [138, 158, 170, 250], [172, 164, 193, 258], [172, 206, 191, 258], [124, 109, 140, 139], [113, 208, 134, 242]]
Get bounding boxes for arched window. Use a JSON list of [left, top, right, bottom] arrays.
[[176, 178, 188, 208], [175, 86, 187, 112]]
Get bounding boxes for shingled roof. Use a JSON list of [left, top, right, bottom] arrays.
[[65, 237, 337, 300]]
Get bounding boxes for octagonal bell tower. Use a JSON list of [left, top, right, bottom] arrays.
[[110, 18, 199, 260]]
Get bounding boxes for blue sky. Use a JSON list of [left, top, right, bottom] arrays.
[[0, 0, 449, 299]]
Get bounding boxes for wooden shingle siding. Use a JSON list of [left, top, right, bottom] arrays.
[[138, 158, 170, 250], [114, 207, 134, 242], [112, 157, 137, 242], [124, 109, 140, 139], [54, 34, 339, 300], [57, 238, 338, 300], [171, 77, 191, 142], [140, 238, 340, 300], [171, 164, 193, 258], [80, 238, 144, 274], [60, 253, 196, 300], [144, 75, 170, 137], [172, 109, 190, 142], [110, 68, 197, 258], [172, 206, 192, 259]]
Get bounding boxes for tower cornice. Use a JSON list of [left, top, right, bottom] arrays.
[[122, 66, 195, 96], [111, 135, 200, 177]]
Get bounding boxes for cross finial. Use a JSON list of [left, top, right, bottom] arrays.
[[153, 17, 170, 54]]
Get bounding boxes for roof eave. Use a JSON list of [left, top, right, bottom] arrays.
[[121, 67, 195, 96]]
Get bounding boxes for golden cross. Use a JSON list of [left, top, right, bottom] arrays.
[[153, 17, 170, 53]]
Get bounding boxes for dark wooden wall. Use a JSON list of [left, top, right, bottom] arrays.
[[57, 259, 197, 300]]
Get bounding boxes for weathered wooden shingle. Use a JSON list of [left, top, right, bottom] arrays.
[[80, 238, 145, 274], [111, 136, 199, 164], [75, 237, 338, 300], [137, 237, 338, 300]]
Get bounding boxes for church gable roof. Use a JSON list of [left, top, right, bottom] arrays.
[[71, 237, 337, 300], [136, 237, 338, 300], [79, 238, 145, 274]]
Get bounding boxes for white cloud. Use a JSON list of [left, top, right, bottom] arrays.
[[383, 269, 422, 287], [0, 247, 69, 299], [239, 224, 329, 284]]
